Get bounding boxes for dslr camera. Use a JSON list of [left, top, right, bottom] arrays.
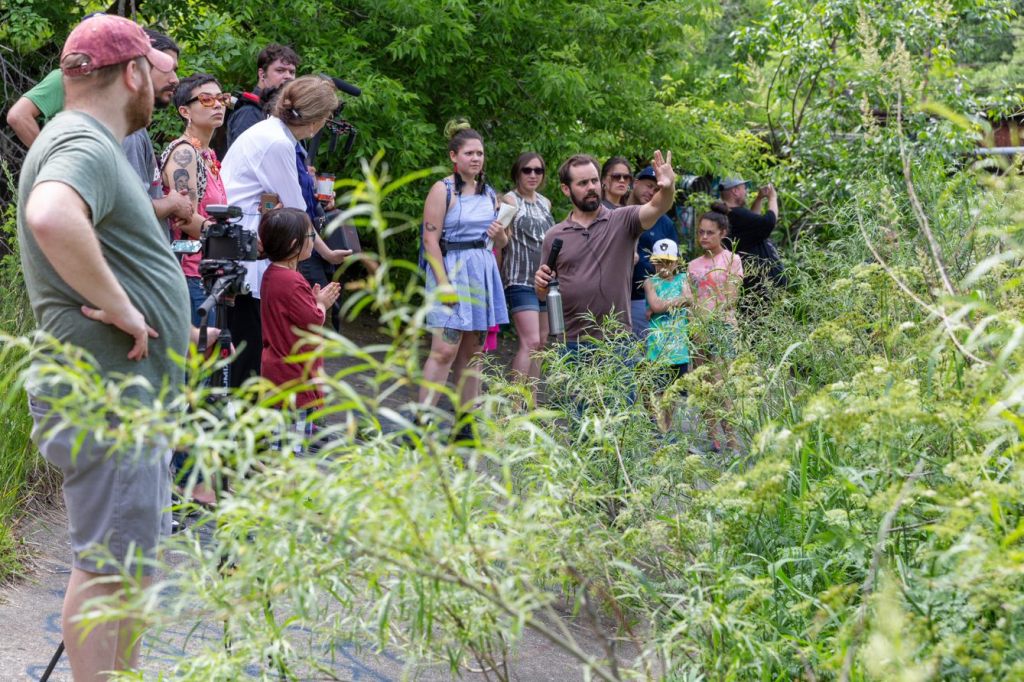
[[201, 204, 259, 261]]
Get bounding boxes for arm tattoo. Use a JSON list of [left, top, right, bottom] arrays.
[[424, 222, 440, 232], [172, 146, 195, 167], [173, 168, 190, 193]]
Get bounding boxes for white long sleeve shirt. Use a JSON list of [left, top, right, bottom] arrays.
[[221, 116, 305, 298]]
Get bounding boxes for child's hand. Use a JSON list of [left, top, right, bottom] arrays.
[[313, 281, 342, 308]]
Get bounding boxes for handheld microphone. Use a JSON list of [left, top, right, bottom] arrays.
[[546, 238, 565, 338], [546, 238, 563, 270]]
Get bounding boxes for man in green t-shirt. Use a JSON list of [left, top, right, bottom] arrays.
[[17, 14, 189, 679], [6, 68, 64, 146]]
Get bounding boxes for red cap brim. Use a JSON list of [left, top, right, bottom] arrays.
[[146, 47, 175, 73]]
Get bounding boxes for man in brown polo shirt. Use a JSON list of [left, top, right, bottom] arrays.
[[535, 151, 676, 345]]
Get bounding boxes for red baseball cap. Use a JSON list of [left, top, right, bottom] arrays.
[[61, 14, 175, 76]]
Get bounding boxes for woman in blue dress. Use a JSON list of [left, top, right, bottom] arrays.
[[420, 120, 509, 412]]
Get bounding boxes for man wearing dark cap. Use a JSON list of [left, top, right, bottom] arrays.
[[627, 164, 679, 339], [17, 14, 190, 678], [719, 177, 787, 307]]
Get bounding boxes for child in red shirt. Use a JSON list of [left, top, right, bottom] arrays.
[[259, 208, 341, 416]]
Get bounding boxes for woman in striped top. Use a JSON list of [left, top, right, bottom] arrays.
[[500, 152, 555, 397]]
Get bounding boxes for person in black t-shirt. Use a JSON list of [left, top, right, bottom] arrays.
[[719, 177, 787, 309]]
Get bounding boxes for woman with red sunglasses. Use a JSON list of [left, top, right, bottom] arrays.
[[159, 73, 230, 326]]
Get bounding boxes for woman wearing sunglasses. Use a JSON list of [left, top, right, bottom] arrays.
[[499, 152, 554, 398], [600, 155, 632, 209], [221, 76, 349, 386], [159, 73, 231, 326]]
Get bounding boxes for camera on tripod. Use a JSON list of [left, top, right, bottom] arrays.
[[201, 204, 259, 261]]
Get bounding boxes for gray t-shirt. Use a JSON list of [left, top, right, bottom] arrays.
[[17, 111, 190, 401], [122, 128, 163, 201]]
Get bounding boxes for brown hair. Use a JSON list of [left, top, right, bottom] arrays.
[[699, 201, 731, 232], [272, 75, 337, 126], [257, 43, 300, 71], [510, 152, 545, 184], [444, 118, 488, 196], [259, 208, 311, 262], [558, 154, 601, 186]]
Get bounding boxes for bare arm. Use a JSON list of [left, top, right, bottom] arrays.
[[162, 144, 204, 238], [313, 234, 352, 264], [6, 97, 42, 148], [26, 182, 157, 360], [645, 278, 671, 314], [422, 181, 449, 287], [152, 190, 193, 221], [637, 150, 676, 229]]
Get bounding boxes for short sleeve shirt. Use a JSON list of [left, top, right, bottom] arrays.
[[17, 111, 190, 401], [687, 250, 743, 323], [539, 205, 643, 342], [23, 69, 64, 122], [122, 128, 164, 201]]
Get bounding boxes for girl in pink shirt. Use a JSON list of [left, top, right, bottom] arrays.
[[685, 203, 743, 451]]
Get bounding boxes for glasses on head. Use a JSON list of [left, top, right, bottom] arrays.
[[185, 92, 231, 108], [609, 173, 632, 182], [521, 166, 545, 176]]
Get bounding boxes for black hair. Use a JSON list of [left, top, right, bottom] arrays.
[[144, 28, 179, 55], [699, 201, 731, 232], [445, 118, 487, 196], [510, 152, 545, 185], [259, 208, 312, 262], [173, 73, 221, 119]]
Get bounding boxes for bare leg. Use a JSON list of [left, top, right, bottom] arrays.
[[452, 332, 484, 413], [511, 311, 545, 401], [419, 329, 462, 406], [63, 568, 150, 680]]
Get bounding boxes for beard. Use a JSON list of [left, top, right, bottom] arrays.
[[570, 188, 601, 212], [125, 78, 154, 132]]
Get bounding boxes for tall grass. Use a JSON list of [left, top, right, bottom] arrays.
[[0, 165, 58, 584]]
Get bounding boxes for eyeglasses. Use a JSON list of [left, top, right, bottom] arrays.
[[609, 173, 632, 182], [185, 92, 231, 107], [521, 166, 545, 176], [307, 231, 316, 239]]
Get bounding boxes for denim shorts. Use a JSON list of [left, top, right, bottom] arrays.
[[505, 284, 546, 315], [29, 396, 171, 575]]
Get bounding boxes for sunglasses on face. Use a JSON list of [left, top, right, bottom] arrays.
[[609, 173, 632, 182], [185, 92, 231, 107], [521, 166, 545, 176]]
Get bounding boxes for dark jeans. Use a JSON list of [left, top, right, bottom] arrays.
[[225, 292, 262, 388]]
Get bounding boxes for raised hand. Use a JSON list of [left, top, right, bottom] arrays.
[[651, 149, 675, 191]]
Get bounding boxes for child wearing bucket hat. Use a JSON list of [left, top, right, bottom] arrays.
[[644, 237, 690, 431]]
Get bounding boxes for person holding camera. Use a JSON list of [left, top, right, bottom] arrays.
[[222, 75, 350, 385], [17, 16, 190, 679], [718, 177, 787, 310], [159, 73, 229, 326]]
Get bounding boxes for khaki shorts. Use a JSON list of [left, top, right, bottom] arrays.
[[29, 396, 171, 575]]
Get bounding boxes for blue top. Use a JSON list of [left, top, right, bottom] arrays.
[[425, 187, 509, 331], [632, 214, 678, 299]]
